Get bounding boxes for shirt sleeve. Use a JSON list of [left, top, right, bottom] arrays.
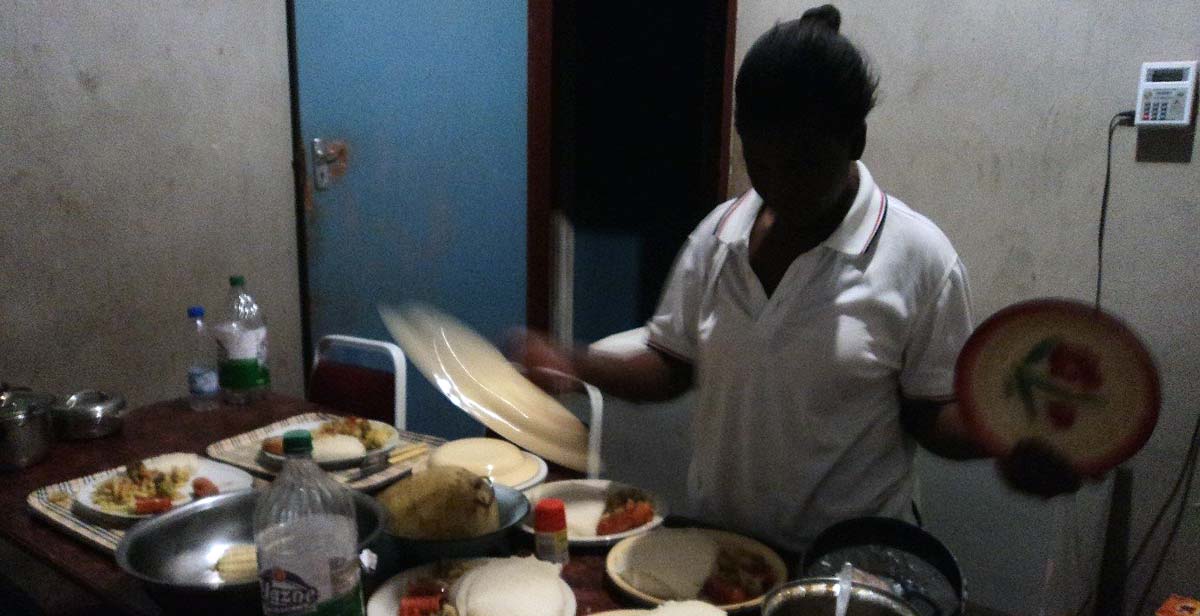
[[644, 236, 706, 363], [899, 258, 974, 399]]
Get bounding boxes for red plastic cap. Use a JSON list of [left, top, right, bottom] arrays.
[[534, 498, 567, 532]]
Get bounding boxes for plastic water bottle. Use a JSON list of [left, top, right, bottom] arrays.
[[186, 306, 220, 411], [213, 275, 270, 405], [254, 430, 364, 616]]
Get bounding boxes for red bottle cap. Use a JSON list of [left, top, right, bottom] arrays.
[[534, 498, 567, 532]]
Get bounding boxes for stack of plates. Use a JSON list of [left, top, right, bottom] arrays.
[[429, 437, 547, 491]]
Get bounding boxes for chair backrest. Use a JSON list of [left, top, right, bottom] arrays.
[[308, 335, 406, 429]]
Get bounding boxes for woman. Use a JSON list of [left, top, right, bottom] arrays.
[[515, 5, 1077, 552]]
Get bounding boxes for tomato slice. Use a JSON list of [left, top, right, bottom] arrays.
[[134, 497, 173, 514], [192, 477, 220, 499]]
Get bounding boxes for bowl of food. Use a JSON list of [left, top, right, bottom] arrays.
[[115, 490, 385, 616], [366, 556, 575, 616], [607, 527, 788, 612], [374, 466, 531, 573]]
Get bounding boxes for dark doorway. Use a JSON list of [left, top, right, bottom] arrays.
[[528, 0, 736, 335]]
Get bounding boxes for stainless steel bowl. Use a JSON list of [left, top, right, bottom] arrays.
[[51, 389, 127, 439], [374, 483, 530, 576], [763, 578, 920, 616], [116, 490, 385, 615], [0, 390, 55, 471]]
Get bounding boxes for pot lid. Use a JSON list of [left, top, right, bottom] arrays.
[[0, 390, 56, 421], [52, 390, 126, 418], [380, 303, 590, 472]]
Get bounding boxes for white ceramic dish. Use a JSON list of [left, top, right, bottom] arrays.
[[606, 528, 788, 612], [380, 303, 590, 472], [75, 453, 254, 522], [257, 418, 400, 470], [520, 479, 667, 547], [429, 437, 548, 491], [366, 557, 575, 616]]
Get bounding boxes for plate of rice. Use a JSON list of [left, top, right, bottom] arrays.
[[259, 416, 400, 469]]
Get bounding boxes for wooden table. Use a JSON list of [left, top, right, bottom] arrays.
[[0, 395, 626, 615]]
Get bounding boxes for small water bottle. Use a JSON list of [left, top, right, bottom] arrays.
[[254, 430, 365, 615], [186, 306, 220, 411], [213, 275, 271, 405]]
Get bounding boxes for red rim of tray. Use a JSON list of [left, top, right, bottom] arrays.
[[954, 298, 1160, 476]]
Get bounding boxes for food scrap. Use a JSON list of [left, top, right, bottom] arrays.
[[213, 543, 257, 584]]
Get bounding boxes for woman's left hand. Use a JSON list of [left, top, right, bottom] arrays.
[[996, 439, 1084, 498]]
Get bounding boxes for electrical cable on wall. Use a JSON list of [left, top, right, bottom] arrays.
[[1094, 110, 1135, 309], [1080, 109, 1200, 615]]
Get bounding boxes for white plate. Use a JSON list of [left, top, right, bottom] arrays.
[[429, 437, 549, 491], [606, 528, 788, 612], [510, 451, 549, 491], [380, 303, 590, 472], [75, 453, 254, 522], [520, 479, 667, 547], [258, 418, 400, 470], [366, 558, 575, 616]]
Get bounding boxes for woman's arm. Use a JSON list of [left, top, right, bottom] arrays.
[[901, 396, 1083, 497], [511, 329, 694, 402]]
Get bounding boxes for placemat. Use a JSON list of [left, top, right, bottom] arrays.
[[25, 453, 262, 554], [205, 411, 443, 492]]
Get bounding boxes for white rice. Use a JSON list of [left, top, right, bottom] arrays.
[[311, 434, 366, 463]]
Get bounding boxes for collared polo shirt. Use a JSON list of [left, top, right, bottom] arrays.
[[645, 161, 973, 550]]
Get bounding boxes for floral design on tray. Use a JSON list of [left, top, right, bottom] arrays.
[[1006, 338, 1104, 429]]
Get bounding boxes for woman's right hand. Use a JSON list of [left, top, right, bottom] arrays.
[[505, 328, 583, 394]]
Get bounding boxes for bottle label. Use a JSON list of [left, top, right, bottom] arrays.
[[257, 515, 362, 616], [187, 367, 219, 396], [260, 568, 320, 613], [216, 326, 270, 390]]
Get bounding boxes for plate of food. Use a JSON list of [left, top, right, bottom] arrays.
[[366, 556, 575, 616], [520, 479, 666, 546], [75, 453, 254, 522], [607, 528, 787, 612], [955, 299, 1160, 475], [258, 416, 400, 470]]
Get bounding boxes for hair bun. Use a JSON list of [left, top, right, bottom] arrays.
[[800, 4, 841, 33]]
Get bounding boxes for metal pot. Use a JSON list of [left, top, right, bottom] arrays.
[[0, 390, 55, 471], [763, 577, 920, 616], [51, 390, 127, 439], [116, 490, 385, 616]]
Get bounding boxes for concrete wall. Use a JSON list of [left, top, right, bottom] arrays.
[[732, 2, 1200, 613], [0, 1, 303, 407]]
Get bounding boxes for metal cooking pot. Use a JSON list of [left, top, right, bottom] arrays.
[[763, 578, 920, 616], [0, 390, 55, 471], [52, 390, 127, 439], [802, 517, 966, 616], [116, 490, 385, 616]]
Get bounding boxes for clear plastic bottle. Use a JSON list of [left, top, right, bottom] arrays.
[[213, 275, 271, 405], [254, 430, 364, 616], [185, 306, 220, 411]]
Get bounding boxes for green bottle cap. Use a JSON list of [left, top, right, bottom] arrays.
[[229, 275, 245, 287], [282, 430, 312, 455]]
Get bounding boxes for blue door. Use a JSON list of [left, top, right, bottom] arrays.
[[293, 2, 527, 439]]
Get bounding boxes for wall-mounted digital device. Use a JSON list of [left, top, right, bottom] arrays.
[[1135, 61, 1197, 128]]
